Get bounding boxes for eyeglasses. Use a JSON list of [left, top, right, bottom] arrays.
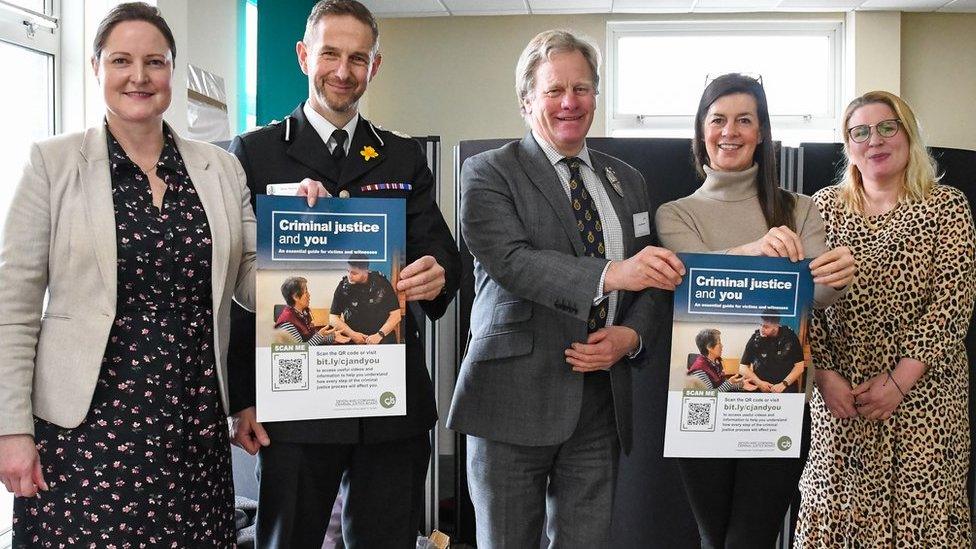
[[847, 119, 901, 143]]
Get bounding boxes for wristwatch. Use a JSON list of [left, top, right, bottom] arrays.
[[377, 330, 387, 338]]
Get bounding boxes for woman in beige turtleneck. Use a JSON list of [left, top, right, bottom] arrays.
[[654, 73, 855, 549]]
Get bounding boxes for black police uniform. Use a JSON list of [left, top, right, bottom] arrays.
[[331, 271, 399, 345], [740, 325, 804, 393], [226, 103, 460, 547]]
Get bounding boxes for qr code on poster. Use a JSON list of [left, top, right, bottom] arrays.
[[272, 351, 309, 391], [680, 397, 716, 432]]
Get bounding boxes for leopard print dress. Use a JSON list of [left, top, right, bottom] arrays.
[[795, 184, 976, 548]]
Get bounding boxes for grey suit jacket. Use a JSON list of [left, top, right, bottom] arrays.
[[0, 125, 256, 437], [447, 133, 667, 453]]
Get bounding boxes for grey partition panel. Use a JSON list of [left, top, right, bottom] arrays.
[[800, 142, 976, 208], [794, 142, 844, 196], [415, 135, 442, 536], [585, 137, 704, 548]]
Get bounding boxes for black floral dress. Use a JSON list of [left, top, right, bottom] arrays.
[[12, 127, 235, 548]]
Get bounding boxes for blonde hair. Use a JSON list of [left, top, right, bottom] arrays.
[[836, 91, 939, 214]]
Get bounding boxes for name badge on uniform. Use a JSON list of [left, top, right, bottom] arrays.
[[633, 211, 650, 237], [266, 182, 303, 195]]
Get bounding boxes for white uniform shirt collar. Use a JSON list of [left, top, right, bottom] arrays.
[[532, 130, 593, 170], [303, 102, 358, 154]]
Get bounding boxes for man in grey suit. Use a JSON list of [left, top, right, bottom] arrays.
[[447, 29, 685, 547]]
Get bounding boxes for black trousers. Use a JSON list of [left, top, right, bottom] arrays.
[[677, 407, 810, 549], [254, 433, 430, 549]]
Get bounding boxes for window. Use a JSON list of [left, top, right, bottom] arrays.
[[0, 0, 59, 544], [607, 20, 843, 145]]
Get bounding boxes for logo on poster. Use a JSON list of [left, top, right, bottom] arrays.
[[777, 436, 793, 451], [380, 391, 397, 409]]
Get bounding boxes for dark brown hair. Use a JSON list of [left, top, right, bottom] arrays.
[[281, 277, 308, 307], [92, 2, 176, 61], [695, 328, 721, 356], [692, 73, 795, 231], [304, 0, 379, 53], [347, 253, 370, 271]]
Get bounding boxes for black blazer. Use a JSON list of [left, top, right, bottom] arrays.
[[226, 103, 460, 444]]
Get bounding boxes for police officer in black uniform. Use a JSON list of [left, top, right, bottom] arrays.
[[226, 1, 459, 547], [330, 254, 400, 345], [739, 312, 805, 393]]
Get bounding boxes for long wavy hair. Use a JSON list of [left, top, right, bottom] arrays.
[[692, 73, 795, 231], [836, 91, 938, 214]]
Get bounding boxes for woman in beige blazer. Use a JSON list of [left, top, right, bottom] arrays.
[[0, 3, 254, 547]]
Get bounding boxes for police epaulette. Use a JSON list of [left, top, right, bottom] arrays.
[[364, 119, 386, 148], [369, 120, 411, 140], [280, 116, 294, 143], [239, 120, 278, 139]]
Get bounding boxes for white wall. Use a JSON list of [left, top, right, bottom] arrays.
[[901, 13, 976, 151], [846, 11, 901, 97], [845, 10, 976, 152], [184, 0, 239, 135]]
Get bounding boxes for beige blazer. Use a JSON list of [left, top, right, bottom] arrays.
[[0, 125, 256, 437]]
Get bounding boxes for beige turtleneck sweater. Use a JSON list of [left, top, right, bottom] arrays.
[[655, 164, 843, 307]]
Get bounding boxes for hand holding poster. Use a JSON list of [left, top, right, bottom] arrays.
[[255, 195, 407, 422], [663, 253, 814, 458]]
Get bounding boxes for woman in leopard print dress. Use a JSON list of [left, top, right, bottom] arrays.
[[796, 91, 976, 547]]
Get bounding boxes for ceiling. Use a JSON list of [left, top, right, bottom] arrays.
[[362, 0, 976, 17]]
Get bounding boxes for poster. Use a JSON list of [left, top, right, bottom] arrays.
[[663, 253, 814, 458], [255, 195, 407, 422]]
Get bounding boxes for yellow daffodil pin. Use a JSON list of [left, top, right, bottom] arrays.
[[360, 145, 379, 161]]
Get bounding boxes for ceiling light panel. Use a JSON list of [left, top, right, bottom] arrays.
[[937, 0, 976, 11], [443, 0, 528, 15], [858, 0, 949, 10], [695, 0, 784, 9], [529, 0, 613, 14], [776, 0, 866, 9], [612, 0, 695, 13], [364, 0, 448, 16]]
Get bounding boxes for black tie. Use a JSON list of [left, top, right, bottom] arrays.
[[564, 157, 608, 333], [331, 129, 348, 166]]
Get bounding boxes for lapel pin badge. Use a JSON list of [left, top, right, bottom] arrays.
[[605, 166, 623, 198], [360, 145, 379, 162]]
